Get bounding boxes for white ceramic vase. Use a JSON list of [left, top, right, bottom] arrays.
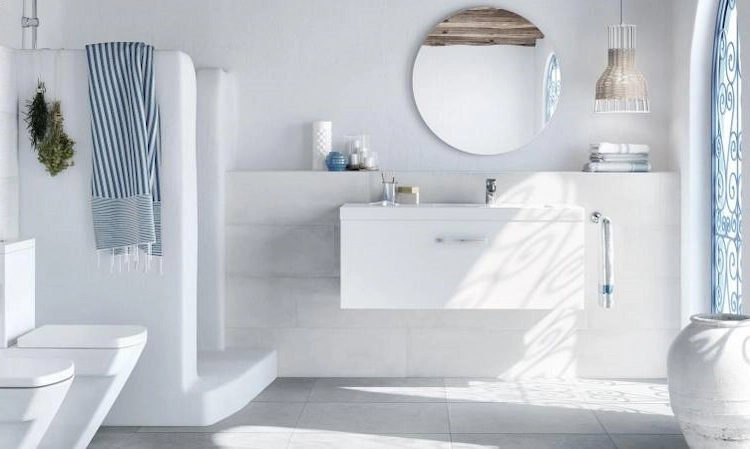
[[312, 121, 332, 171], [668, 314, 750, 448]]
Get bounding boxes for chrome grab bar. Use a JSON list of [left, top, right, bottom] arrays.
[[591, 212, 615, 308], [435, 237, 489, 245]]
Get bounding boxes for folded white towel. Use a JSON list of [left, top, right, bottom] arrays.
[[590, 153, 649, 162], [584, 161, 652, 173], [590, 142, 651, 154]]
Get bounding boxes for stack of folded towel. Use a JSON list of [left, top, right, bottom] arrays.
[[584, 143, 652, 173]]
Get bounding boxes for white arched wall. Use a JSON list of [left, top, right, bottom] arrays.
[[679, 0, 716, 325]]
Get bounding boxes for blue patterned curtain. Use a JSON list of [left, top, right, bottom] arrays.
[[712, 0, 742, 314]]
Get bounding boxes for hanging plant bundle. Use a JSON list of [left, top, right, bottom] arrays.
[[24, 80, 49, 148], [37, 101, 75, 176], [23, 80, 76, 176]]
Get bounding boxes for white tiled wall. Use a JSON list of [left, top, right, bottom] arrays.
[[0, 47, 17, 239], [226, 171, 681, 378]]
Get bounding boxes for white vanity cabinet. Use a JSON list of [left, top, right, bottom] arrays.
[[340, 204, 585, 310]]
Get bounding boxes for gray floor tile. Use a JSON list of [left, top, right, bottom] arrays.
[[88, 432, 133, 449], [308, 378, 446, 403], [610, 434, 689, 449], [99, 432, 294, 449], [297, 402, 450, 434], [141, 402, 304, 433], [288, 432, 451, 448], [450, 434, 617, 449], [254, 378, 316, 402], [445, 378, 583, 405], [575, 379, 670, 404], [97, 426, 143, 433], [89, 378, 682, 449], [210, 432, 294, 448], [103, 433, 215, 449], [448, 403, 605, 434], [591, 403, 681, 434]]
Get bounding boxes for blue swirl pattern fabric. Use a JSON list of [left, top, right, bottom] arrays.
[[86, 42, 162, 257]]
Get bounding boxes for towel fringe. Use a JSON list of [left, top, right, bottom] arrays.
[[98, 245, 161, 274]]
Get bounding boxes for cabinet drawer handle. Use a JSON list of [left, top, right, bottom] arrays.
[[435, 237, 488, 245]]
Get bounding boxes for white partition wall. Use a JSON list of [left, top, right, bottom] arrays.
[[196, 68, 235, 352], [0, 46, 17, 240], [16, 50, 275, 426]]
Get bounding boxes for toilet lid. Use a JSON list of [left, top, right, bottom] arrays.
[[16, 325, 148, 349], [0, 357, 74, 388]]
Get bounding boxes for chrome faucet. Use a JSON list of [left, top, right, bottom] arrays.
[[485, 179, 497, 205]]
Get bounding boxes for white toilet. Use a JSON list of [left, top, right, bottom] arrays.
[[1, 239, 148, 449], [0, 357, 73, 449]]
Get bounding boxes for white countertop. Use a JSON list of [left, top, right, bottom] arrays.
[[340, 203, 584, 222]]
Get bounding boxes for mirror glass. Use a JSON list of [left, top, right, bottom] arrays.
[[412, 7, 561, 155]]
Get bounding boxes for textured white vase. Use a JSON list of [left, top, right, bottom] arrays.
[[312, 121, 332, 171], [668, 314, 750, 449]]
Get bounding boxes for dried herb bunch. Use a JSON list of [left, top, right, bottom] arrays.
[[37, 101, 75, 176], [24, 80, 49, 148]]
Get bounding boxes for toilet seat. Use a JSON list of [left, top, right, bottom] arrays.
[[17, 325, 147, 349], [0, 357, 74, 449], [0, 357, 73, 388]]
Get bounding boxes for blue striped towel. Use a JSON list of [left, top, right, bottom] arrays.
[[86, 42, 162, 259]]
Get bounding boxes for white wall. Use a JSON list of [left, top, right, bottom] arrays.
[[0, 0, 63, 49], [413, 45, 538, 154], [0, 46, 17, 240], [226, 171, 680, 378], [30, 0, 673, 171], [674, 0, 712, 323]]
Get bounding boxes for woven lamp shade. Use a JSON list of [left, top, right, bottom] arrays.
[[595, 24, 650, 113]]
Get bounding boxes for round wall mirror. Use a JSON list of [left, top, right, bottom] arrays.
[[412, 7, 561, 156]]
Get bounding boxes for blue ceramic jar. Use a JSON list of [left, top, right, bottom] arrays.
[[326, 151, 348, 172]]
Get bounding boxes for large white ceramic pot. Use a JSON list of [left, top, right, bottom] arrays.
[[668, 314, 750, 448]]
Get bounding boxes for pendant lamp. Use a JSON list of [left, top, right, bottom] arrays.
[[595, 0, 650, 113]]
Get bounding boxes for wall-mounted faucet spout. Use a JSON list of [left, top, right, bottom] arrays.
[[485, 178, 497, 205]]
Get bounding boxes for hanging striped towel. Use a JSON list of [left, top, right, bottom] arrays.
[[86, 42, 162, 261]]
